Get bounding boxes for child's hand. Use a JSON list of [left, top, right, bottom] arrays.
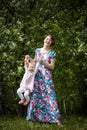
[[24, 55, 30, 64], [24, 59, 28, 64], [29, 88, 34, 93]]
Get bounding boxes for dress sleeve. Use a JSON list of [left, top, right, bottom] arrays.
[[49, 50, 56, 59], [24, 65, 28, 72], [35, 48, 40, 60], [35, 48, 38, 57], [33, 62, 40, 75]]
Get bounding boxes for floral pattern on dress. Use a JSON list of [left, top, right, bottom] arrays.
[[26, 48, 61, 123]]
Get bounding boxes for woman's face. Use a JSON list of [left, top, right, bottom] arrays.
[[44, 36, 52, 47]]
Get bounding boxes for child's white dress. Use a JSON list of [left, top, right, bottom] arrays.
[[20, 62, 40, 92], [17, 62, 40, 103]]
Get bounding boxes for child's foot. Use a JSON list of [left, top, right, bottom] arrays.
[[18, 99, 25, 105], [23, 101, 28, 106]]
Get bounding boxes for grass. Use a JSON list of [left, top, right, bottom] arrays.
[[0, 115, 87, 130]]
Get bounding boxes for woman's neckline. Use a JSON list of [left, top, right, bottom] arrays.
[[40, 48, 51, 54]]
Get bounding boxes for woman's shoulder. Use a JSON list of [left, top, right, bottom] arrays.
[[49, 49, 56, 58], [35, 48, 41, 52], [49, 49, 56, 54]]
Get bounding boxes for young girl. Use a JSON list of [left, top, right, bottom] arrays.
[[17, 55, 39, 106]]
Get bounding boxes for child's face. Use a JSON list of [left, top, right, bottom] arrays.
[[28, 63, 35, 72]]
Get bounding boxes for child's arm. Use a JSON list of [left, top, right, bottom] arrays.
[[24, 64, 28, 72], [33, 62, 40, 75], [25, 55, 35, 62], [23, 55, 30, 71]]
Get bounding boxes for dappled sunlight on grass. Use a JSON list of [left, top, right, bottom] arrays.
[[0, 115, 87, 130]]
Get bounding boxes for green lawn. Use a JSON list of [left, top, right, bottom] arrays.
[[0, 115, 87, 130]]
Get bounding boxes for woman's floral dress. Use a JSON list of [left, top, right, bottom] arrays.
[[26, 48, 61, 123]]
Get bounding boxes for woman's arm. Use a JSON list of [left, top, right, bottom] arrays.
[[38, 58, 55, 70]]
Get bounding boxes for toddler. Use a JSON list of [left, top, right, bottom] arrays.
[[17, 55, 39, 106]]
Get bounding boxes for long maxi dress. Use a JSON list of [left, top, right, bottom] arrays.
[[26, 48, 61, 123]]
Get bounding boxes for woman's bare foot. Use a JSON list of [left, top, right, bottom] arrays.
[[57, 122, 61, 125], [23, 101, 28, 106]]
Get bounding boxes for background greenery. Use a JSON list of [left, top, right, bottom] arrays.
[[0, 0, 87, 116]]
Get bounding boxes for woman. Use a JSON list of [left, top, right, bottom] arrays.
[[26, 35, 61, 125]]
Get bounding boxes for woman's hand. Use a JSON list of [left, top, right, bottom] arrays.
[[37, 58, 55, 70]]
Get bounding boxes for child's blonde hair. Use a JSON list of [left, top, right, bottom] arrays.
[[28, 61, 36, 67]]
